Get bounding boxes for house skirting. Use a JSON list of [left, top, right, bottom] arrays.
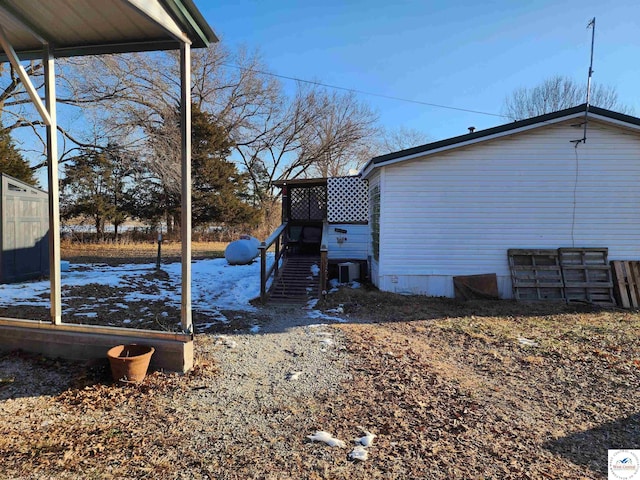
[[376, 274, 513, 299], [0, 318, 193, 372]]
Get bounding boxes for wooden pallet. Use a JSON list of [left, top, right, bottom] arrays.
[[611, 260, 640, 308], [508, 249, 564, 301], [558, 248, 615, 305]]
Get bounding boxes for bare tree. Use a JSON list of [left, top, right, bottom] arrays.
[[306, 91, 378, 178], [232, 85, 379, 222], [62, 46, 279, 195], [0, 59, 127, 169], [378, 126, 430, 155], [502, 75, 630, 120], [55, 44, 381, 228]]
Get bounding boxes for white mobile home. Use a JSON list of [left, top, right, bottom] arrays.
[[360, 104, 640, 298]]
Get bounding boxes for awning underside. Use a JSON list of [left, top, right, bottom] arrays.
[[0, 0, 216, 61]]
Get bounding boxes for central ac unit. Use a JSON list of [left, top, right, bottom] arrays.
[[338, 262, 360, 283]]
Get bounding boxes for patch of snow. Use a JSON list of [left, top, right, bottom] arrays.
[[195, 322, 218, 331], [325, 305, 344, 314], [249, 325, 261, 333], [0, 254, 276, 329], [306, 431, 346, 448], [310, 264, 320, 276], [306, 309, 347, 322], [329, 278, 361, 289]]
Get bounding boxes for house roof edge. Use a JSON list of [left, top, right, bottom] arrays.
[[368, 104, 640, 169]]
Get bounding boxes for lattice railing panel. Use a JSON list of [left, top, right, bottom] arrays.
[[290, 186, 326, 221], [327, 176, 368, 223]]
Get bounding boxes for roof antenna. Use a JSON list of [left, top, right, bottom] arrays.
[[572, 17, 596, 147]]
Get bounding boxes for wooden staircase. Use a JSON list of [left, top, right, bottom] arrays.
[[268, 254, 321, 304]]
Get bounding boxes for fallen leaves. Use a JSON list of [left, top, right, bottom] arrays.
[[1, 295, 639, 479], [327, 304, 639, 479]]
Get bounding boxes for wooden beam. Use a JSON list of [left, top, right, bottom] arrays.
[[0, 321, 193, 372], [44, 43, 61, 325], [180, 42, 192, 333]]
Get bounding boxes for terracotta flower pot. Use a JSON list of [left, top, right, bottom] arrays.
[[107, 344, 155, 383]]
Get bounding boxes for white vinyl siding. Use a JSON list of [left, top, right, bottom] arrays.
[[327, 223, 369, 260], [376, 120, 640, 297]]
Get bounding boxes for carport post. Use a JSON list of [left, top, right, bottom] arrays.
[[44, 44, 62, 325], [180, 42, 192, 333]]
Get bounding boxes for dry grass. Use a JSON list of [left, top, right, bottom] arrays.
[[61, 240, 227, 265], [317, 286, 640, 478]]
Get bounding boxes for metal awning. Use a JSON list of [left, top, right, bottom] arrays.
[[0, 0, 215, 371], [0, 0, 216, 61]]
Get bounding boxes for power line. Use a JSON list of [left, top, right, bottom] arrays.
[[220, 63, 508, 119]]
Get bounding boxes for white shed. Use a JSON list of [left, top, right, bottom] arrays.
[[360, 105, 640, 298]]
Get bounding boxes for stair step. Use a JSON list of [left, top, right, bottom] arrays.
[[268, 254, 321, 304]]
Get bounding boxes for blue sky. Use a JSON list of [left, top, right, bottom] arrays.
[[201, 0, 640, 141]]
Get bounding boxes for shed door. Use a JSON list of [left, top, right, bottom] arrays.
[[2, 183, 49, 282]]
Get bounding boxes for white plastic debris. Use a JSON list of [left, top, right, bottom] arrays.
[[214, 335, 238, 349], [349, 445, 369, 461], [355, 428, 376, 447], [518, 337, 538, 347], [287, 371, 303, 381], [307, 431, 346, 448]]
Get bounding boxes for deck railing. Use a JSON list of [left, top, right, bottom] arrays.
[[259, 222, 288, 303], [319, 221, 329, 299]]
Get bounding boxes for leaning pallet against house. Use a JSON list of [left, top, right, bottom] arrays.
[[611, 260, 640, 309]]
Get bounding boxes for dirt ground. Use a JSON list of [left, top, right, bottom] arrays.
[[0, 247, 639, 479]]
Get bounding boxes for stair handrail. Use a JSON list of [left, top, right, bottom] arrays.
[[319, 221, 329, 299], [259, 222, 288, 303]]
